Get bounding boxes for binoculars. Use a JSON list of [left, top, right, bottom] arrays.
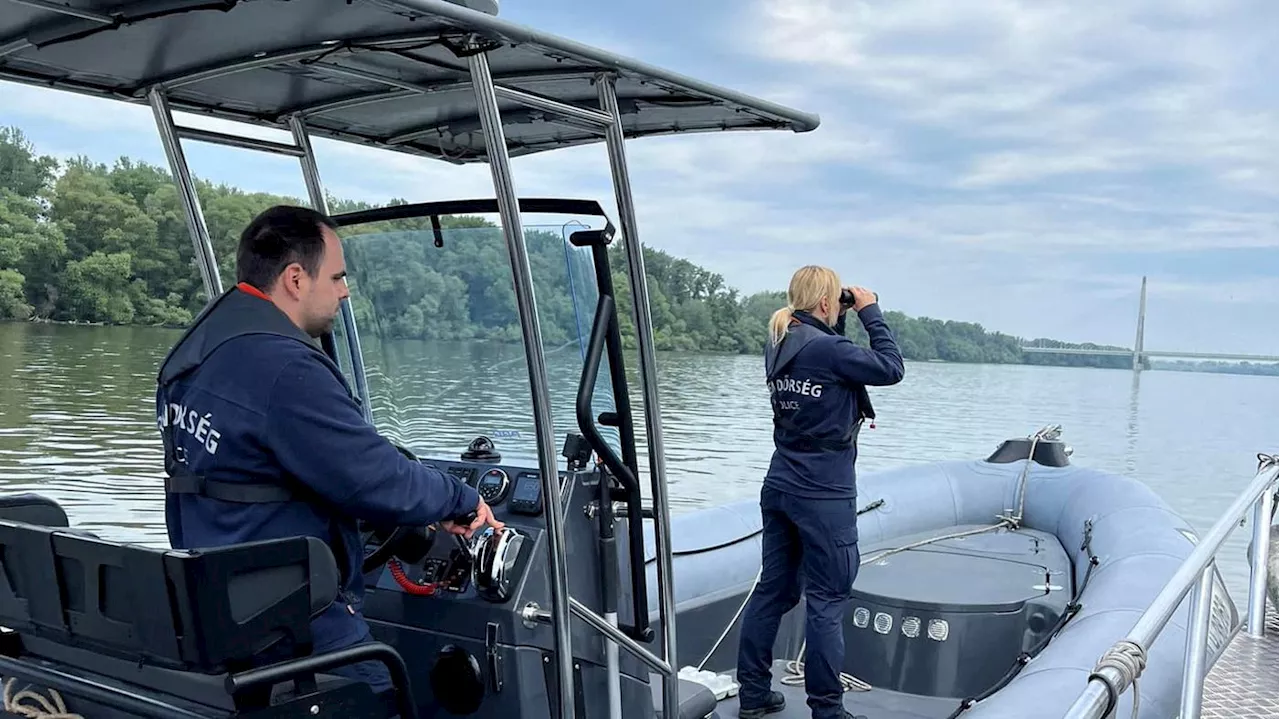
[[839, 289, 878, 308]]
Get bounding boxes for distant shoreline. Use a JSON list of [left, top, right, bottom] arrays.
[[5, 318, 1274, 377]]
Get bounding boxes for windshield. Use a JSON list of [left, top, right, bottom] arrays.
[[327, 210, 622, 467]]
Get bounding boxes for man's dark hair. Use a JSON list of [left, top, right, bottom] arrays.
[[236, 205, 337, 291]]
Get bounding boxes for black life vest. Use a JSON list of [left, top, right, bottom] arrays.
[[764, 317, 875, 453], [156, 287, 354, 585]]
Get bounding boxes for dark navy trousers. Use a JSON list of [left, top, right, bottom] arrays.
[[737, 486, 860, 719]]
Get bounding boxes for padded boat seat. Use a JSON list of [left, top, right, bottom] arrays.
[[0, 492, 70, 528], [649, 675, 719, 719], [0, 497, 395, 716]]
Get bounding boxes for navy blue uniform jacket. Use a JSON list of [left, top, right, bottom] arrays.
[[764, 304, 904, 504], [156, 284, 480, 658]]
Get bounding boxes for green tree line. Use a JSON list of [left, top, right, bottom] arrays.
[[3, 126, 1269, 374], [1149, 359, 1278, 376]]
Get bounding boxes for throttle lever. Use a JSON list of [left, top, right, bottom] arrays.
[[443, 510, 480, 553], [446, 510, 478, 526], [470, 526, 524, 603]]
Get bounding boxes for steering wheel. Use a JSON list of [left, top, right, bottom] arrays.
[[358, 442, 436, 573], [360, 523, 425, 574], [359, 442, 479, 574]]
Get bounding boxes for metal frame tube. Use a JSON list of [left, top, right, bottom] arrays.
[[1246, 484, 1275, 635], [1063, 461, 1280, 719], [569, 598, 671, 676], [596, 71, 680, 719], [314, 62, 436, 94], [303, 89, 419, 118], [467, 48, 576, 719], [177, 126, 306, 157], [1178, 565, 1214, 719], [606, 610, 622, 719], [1121, 464, 1276, 648], [493, 85, 612, 128], [6, 0, 112, 22], [0, 39, 29, 58], [148, 88, 223, 300], [287, 114, 375, 424]]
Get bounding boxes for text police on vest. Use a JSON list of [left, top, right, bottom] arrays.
[[158, 403, 221, 455], [767, 376, 825, 398]]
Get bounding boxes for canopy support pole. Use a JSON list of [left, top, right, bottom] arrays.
[[466, 46, 576, 719], [597, 71, 680, 719], [288, 114, 375, 423], [147, 87, 222, 301]]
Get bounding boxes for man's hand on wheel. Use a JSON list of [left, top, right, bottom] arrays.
[[441, 498, 505, 539]]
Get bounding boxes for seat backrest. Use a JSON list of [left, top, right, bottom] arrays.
[[0, 514, 339, 675], [0, 493, 69, 528]]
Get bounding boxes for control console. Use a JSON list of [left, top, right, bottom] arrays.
[[359, 434, 652, 719], [362, 451, 560, 604], [507, 472, 543, 515], [431, 460, 552, 519], [475, 468, 509, 504]]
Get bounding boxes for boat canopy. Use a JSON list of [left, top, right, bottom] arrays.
[[0, 0, 820, 163], [0, 6, 822, 717]]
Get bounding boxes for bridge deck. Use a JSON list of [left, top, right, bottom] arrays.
[[1202, 607, 1279, 719], [1019, 347, 1280, 362]]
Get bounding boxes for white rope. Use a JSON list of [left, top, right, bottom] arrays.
[[699, 427, 1054, 703], [2, 678, 84, 719], [1000, 424, 1060, 528], [780, 642, 872, 692], [1090, 640, 1146, 719], [696, 521, 1015, 692], [861, 521, 1015, 567]]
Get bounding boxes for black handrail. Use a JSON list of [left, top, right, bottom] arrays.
[[576, 293, 653, 642], [227, 641, 418, 719], [584, 232, 641, 480], [331, 197, 615, 233], [0, 654, 208, 719]]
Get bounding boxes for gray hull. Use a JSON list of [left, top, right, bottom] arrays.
[[646, 455, 1240, 719], [0, 444, 1243, 719]]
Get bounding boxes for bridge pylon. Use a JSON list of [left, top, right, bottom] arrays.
[[1132, 276, 1147, 372]]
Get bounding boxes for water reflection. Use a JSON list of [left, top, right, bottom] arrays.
[[0, 321, 1275, 604], [0, 322, 172, 543], [1125, 370, 1141, 475]]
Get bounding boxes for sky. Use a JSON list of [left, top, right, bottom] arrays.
[[1, 0, 1277, 355]]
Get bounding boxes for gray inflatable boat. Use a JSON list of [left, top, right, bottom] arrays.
[[645, 427, 1240, 719]]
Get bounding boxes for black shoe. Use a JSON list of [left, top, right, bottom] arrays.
[[818, 710, 866, 719], [738, 690, 785, 718]]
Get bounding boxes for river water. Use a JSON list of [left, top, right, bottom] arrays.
[[0, 320, 1275, 606]]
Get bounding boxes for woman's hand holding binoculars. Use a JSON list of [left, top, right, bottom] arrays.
[[839, 286, 878, 312]]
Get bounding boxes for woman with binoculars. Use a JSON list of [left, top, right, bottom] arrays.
[[736, 265, 905, 719]]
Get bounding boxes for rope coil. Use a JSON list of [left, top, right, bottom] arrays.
[[780, 644, 871, 692], [1258, 453, 1279, 472], [2, 678, 84, 719], [1087, 640, 1146, 719]]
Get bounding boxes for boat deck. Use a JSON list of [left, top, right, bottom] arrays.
[[709, 662, 959, 719], [704, 606, 1278, 719], [1202, 607, 1279, 719]]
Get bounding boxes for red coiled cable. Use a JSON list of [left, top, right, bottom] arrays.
[[386, 558, 444, 596]]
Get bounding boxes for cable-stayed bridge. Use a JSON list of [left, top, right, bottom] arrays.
[[1020, 277, 1279, 371]]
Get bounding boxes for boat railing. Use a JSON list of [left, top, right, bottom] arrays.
[[1062, 452, 1279, 719]]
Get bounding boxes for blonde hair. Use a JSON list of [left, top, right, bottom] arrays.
[[768, 265, 842, 346]]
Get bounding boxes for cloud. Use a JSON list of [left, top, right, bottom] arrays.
[[699, 0, 1276, 351], [738, 0, 1277, 201], [0, 0, 1274, 354]]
